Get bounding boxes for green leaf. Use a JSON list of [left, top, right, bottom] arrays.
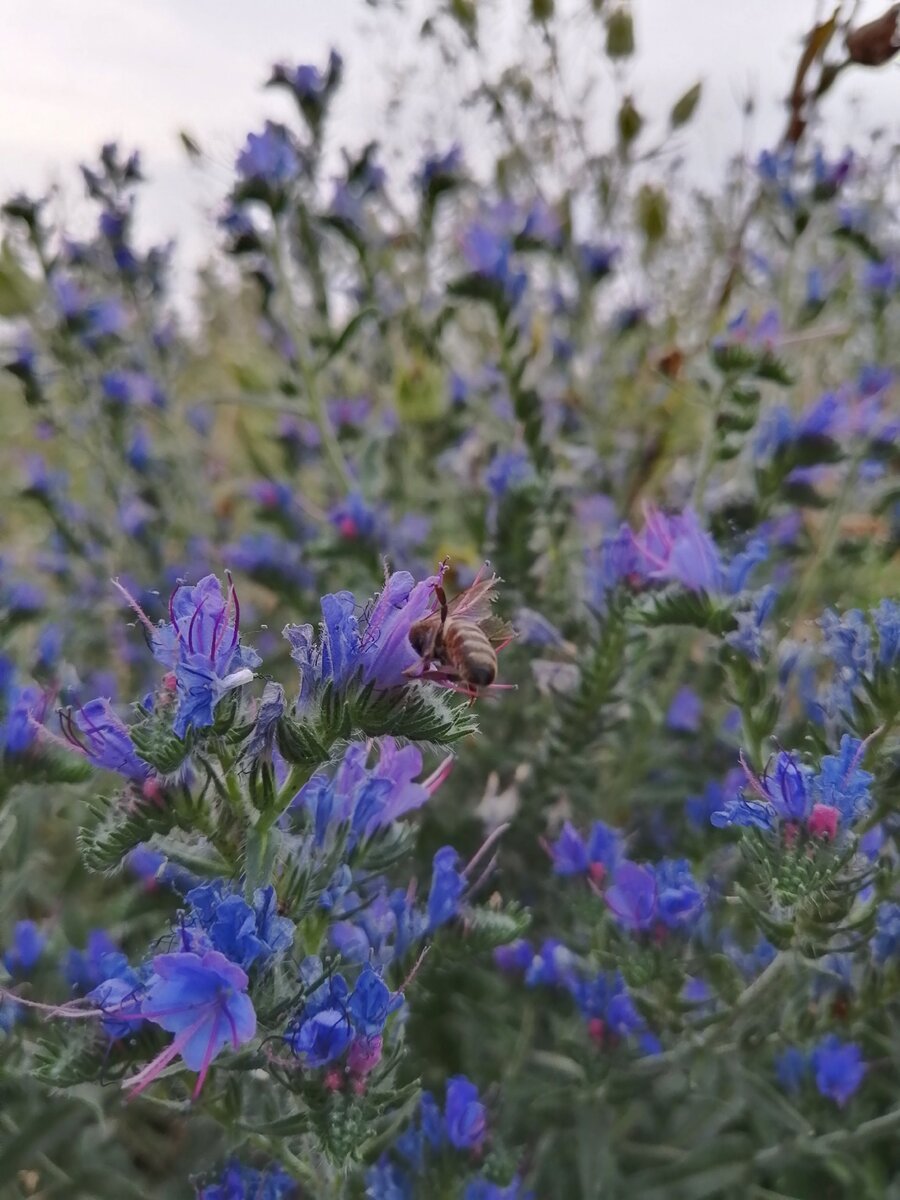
[[320, 307, 377, 369], [636, 184, 669, 245], [670, 82, 702, 128], [463, 902, 531, 950], [635, 588, 737, 636], [605, 7, 635, 57]]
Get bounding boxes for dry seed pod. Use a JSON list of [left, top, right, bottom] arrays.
[[846, 5, 900, 67]]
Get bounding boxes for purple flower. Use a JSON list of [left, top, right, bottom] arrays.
[[329, 492, 379, 541], [284, 568, 444, 703], [64, 930, 124, 993], [631, 507, 723, 592], [873, 903, 900, 964], [444, 1076, 486, 1150], [150, 574, 260, 738], [185, 882, 294, 970], [347, 964, 396, 1038], [578, 241, 619, 280], [236, 123, 299, 190], [811, 735, 873, 825], [60, 698, 151, 782], [666, 687, 702, 733], [417, 145, 464, 199], [101, 369, 166, 410], [3, 920, 46, 975], [120, 950, 256, 1097], [493, 939, 534, 973], [605, 862, 658, 932], [197, 1159, 296, 1200], [2, 682, 45, 755], [654, 859, 705, 930], [292, 738, 446, 846], [427, 847, 465, 930], [286, 958, 395, 1068], [811, 1036, 866, 1107], [549, 821, 589, 875], [525, 939, 577, 989]]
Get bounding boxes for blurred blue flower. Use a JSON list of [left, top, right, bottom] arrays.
[[3, 919, 46, 975], [444, 1075, 486, 1150], [811, 1036, 865, 1107]]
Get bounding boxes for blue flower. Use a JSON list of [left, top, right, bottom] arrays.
[[3, 920, 46, 975], [365, 1159, 412, 1200], [811, 735, 873, 825], [811, 1036, 866, 1107], [549, 821, 588, 875], [61, 698, 151, 782], [605, 862, 657, 932], [329, 492, 380, 541], [666, 687, 702, 733], [874, 599, 900, 668], [525, 939, 577, 989], [291, 738, 443, 847], [197, 1159, 296, 1200], [444, 1075, 486, 1150], [578, 241, 619, 280], [185, 882, 294, 971], [235, 123, 300, 200], [485, 450, 534, 499], [64, 930, 125, 993], [121, 950, 256, 1097], [427, 847, 465, 930], [286, 958, 394, 1068], [775, 1046, 807, 1094], [284, 568, 444, 704], [873, 902, 900, 964], [493, 938, 534, 973], [654, 859, 705, 930], [2, 682, 45, 755], [347, 964, 397, 1038], [151, 574, 260, 738], [417, 145, 464, 199], [631, 507, 723, 592]]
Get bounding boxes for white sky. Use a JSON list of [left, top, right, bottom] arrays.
[[1, 0, 897, 277]]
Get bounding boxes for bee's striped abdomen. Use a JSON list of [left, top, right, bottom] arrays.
[[443, 618, 497, 688]]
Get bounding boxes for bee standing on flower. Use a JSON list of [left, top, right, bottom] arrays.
[[406, 566, 515, 697]]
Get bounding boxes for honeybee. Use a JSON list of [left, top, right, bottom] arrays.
[[407, 569, 514, 696]]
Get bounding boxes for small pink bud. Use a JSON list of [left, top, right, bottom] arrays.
[[347, 1035, 383, 1077], [142, 777, 165, 807], [587, 1018, 605, 1046], [808, 804, 839, 841], [323, 1069, 343, 1092], [588, 862, 606, 885]]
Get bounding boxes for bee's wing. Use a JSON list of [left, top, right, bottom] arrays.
[[480, 615, 517, 648], [446, 573, 501, 622]]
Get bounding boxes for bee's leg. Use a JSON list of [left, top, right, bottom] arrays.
[[435, 585, 449, 627]]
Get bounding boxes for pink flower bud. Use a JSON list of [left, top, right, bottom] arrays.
[[808, 804, 839, 841]]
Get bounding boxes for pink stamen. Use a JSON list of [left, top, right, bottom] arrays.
[[227, 572, 241, 650], [111, 578, 158, 639], [463, 822, 510, 879], [187, 597, 207, 655], [738, 751, 772, 804], [123, 1016, 206, 1098], [423, 755, 454, 795], [845, 725, 883, 785], [0, 986, 109, 1020], [192, 1010, 223, 1099], [399, 946, 430, 992]]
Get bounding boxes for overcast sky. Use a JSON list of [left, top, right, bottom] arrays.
[[1, 0, 897, 278]]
